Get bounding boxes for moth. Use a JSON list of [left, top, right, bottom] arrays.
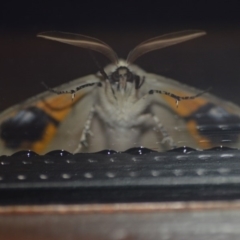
[[0, 30, 240, 155]]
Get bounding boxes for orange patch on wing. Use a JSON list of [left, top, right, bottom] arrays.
[[162, 90, 207, 117], [31, 93, 86, 153], [162, 89, 212, 148], [36, 94, 84, 122], [186, 120, 212, 149], [31, 122, 57, 153]]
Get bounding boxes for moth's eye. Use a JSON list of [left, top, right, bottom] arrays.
[[111, 71, 120, 82], [111, 67, 134, 83], [126, 71, 133, 82]]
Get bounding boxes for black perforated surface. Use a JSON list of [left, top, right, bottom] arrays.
[[0, 147, 239, 205]]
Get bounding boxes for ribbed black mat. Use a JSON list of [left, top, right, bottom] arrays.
[[0, 147, 240, 205]]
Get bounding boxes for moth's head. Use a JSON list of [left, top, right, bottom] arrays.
[[110, 66, 134, 90], [37, 31, 206, 92]]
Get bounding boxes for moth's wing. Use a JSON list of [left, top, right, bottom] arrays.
[[0, 74, 100, 155], [139, 68, 240, 149]]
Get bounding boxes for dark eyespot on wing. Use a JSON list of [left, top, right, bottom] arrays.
[[186, 103, 240, 144], [0, 107, 59, 149]]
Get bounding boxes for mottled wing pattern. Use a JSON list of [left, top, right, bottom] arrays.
[[1, 62, 240, 155], [0, 74, 99, 155], [142, 69, 240, 149]]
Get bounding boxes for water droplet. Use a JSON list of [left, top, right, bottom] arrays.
[[45, 150, 72, 156], [125, 147, 155, 155], [176, 155, 189, 160], [88, 159, 98, 163], [217, 168, 230, 174], [129, 171, 138, 177], [196, 168, 206, 176], [66, 159, 76, 164], [198, 154, 211, 159], [109, 158, 116, 162], [22, 160, 32, 164], [220, 153, 234, 158], [44, 160, 54, 164], [62, 173, 71, 179], [17, 175, 26, 180], [39, 174, 48, 180], [151, 170, 161, 177], [131, 157, 142, 162], [168, 146, 196, 153], [219, 125, 231, 130], [95, 150, 117, 155], [106, 172, 116, 178], [154, 156, 166, 161], [173, 169, 183, 176], [1, 161, 10, 165], [12, 150, 38, 157], [84, 172, 93, 178]]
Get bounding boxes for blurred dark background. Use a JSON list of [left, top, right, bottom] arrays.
[[0, 0, 240, 111]]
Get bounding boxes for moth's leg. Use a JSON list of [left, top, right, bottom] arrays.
[[152, 115, 177, 149], [74, 107, 95, 153], [103, 80, 117, 103], [133, 113, 176, 149]]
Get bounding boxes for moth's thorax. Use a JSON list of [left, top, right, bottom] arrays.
[[94, 65, 149, 129]]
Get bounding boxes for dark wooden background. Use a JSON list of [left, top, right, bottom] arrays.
[[0, 0, 240, 111]]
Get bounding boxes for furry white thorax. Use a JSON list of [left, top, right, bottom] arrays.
[[95, 60, 149, 129]]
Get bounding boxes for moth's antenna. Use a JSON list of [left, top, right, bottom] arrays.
[[88, 50, 109, 80], [127, 30, 206, 64], [37, 31, 119, 65], [88, 50, 117, 100]]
